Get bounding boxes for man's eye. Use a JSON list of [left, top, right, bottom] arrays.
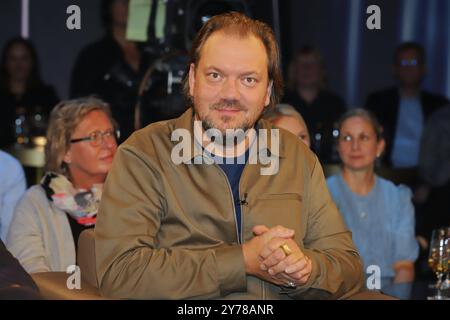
[[243, 77, 256, 85], [207, 72, 221, 81]]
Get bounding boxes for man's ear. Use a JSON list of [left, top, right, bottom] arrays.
[[188, 63, 196, 97], [264, 80, 273, 107]]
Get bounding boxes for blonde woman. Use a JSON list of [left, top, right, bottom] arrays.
[[263, 104, 311, 147], [7, 97, 118, 273]]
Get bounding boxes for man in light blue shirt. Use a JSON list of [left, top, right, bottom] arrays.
[[0, 150, 26, 241], [391, 97, 423, 168], [365, 42, 449, 168]]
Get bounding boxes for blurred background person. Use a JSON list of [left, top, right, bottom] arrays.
[[70, 0, 153, 141], [263, 103, 310, 147], [0, 37, 59, 149], [6, 98, 118, 273], [283, 46, 346, 163], [417, 105, 450, 240], [0, 150, 26, 241], [414, 105, 450, 279], [365, 42, 449, 170], [326, 109, 419, 299]]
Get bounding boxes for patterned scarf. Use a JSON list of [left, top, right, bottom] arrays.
[[41, 172, 102, 226]]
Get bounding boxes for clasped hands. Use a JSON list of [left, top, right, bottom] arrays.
[[242, 225, 312, 288]]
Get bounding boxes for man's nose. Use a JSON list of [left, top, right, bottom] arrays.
[[220, 78, 240, 101]]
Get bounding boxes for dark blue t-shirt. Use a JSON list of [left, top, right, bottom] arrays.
[[208, 151, 249, 243]]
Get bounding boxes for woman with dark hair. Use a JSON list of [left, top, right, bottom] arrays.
[[70, 0, 153, 140], [0, 37, 59, 149], [326, 108, 419, 299]]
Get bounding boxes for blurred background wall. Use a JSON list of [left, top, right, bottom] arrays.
[[1, 0, 449, 106]]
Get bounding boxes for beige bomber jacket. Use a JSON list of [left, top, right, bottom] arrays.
[[95, 108, 364, 299]]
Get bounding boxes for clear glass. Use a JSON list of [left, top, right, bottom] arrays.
[[427, 227, 450, 300]]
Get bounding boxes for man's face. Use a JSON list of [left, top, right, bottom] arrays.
[[394, 48, 425, 88], [189, 31, 272, 135]]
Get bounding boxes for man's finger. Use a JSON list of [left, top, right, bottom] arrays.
[[284, 255, 309, 275], [260, 247, 285, 270], [253, 225, 269, 236], [268, 252, 304, 276], [261, 225, 295, 244], [259, 237, 286, 260], [288, 258, 312, 282]]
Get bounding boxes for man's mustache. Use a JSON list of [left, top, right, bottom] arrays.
[[210, 100, 246, 111]]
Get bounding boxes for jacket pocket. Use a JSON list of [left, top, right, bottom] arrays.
[[257, 193, 302, 201], [250, 193, 303, 234]]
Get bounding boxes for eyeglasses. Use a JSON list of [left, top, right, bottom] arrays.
[[399, 59, 419, 67], [339, 134, 374, 142], [70, 129, 119, 147]]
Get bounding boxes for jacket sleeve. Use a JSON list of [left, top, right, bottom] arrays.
[[6, 191, 51, 274], [287, 156, 364, 300], [95, 145, 247, 299]]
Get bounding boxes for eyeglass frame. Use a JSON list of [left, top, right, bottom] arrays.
[[398, 59, 420, 67], [70, 128, 120, 146]]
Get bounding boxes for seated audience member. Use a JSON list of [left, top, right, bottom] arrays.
[[0, 150, 26, 241], [263, 104, 310, 147], [70, 0, 153, 141], [327, 109, 419, 299], [6, 98, 118, 273], [0, 37, 59, 149], [282, 46, 346, 163], [95, 12, 363, 300], [364, 42, 449, 169], [414, 105, 450, 278], [0, 239, 40, 299]]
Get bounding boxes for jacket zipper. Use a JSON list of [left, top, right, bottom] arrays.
[[215, 164, 241, 244], [217, 163, 267, 298], [237, 164, 249, 247]]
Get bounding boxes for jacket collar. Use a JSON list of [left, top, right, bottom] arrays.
[[172, 107, 286, 162]]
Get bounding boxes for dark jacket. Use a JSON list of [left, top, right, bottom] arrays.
[[282, 89, 347, 164], [0, 239, 40, 299], [70, 35, 152, 140], [365, 87, 449, 166]]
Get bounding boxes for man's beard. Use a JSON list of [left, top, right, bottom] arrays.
[[195, 99, 254, 146], [202, 100, 250, 129]]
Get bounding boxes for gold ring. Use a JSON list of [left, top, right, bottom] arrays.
[[280, 243, 293, 256]]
